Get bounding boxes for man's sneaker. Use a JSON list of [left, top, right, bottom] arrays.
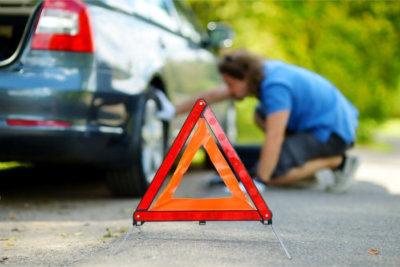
[[240, 179, 268, 192], [326, 155, 361, 193], [224, 179, 268, 193]]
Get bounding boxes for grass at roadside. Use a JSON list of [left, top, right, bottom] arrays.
[[379, 119, 400, 138], [235, 97, 264, 144], [358, 118, 400, 152]]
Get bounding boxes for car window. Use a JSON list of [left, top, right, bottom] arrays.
[[145, 0, 179, 32], [126, 0, 151, 18], [173, 0, 203, 44], [95, 0, 135, 14], [91, 0, 178, 31]]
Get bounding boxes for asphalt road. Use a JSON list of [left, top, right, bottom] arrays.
[[0, 143, 399, 266]]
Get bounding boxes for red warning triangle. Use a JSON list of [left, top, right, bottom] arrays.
[[133, 99, 272, 223], [151, 118, 254, 211]]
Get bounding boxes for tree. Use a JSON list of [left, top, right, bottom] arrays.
[[187, 0, 400, 142]]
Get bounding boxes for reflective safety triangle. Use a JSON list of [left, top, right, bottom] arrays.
[[151, 118, 254, 211], [133, 99, 272, 223]]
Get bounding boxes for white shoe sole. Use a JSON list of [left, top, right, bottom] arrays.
[[326, 156, 361, 193]]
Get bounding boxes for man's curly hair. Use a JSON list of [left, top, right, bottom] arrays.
[[218, 49, 264, 97]]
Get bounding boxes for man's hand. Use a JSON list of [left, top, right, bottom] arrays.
[[155, 90, 176, 121], [257, 110, 289, 182]]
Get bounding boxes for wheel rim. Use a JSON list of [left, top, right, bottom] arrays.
[[141, 98, 164, 184]]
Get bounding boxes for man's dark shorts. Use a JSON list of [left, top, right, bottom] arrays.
[[234, 104, 352, 178], [271, 131, 350, 178]]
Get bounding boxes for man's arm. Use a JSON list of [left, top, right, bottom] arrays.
[[257, 110, 290, 183], [175, 84, 231, 115]]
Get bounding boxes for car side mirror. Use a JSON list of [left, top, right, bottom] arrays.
[[206, 22, 235, 49]]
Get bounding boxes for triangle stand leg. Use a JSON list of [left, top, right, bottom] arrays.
[[268, 223, 292, 260], [112, 223, 142, 255]]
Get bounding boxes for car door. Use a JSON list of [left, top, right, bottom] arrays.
[[168, 0, 222, 105]]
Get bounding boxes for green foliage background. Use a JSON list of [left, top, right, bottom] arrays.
[[186, 0, 400, 143]]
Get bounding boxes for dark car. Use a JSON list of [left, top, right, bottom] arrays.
[[0, 0, 236, 196]]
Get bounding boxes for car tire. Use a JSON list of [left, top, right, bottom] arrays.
[[106, 87, 168, 197]]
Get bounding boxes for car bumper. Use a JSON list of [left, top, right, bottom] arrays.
[[0, 125, 130, 166]]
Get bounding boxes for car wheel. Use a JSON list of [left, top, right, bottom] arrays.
[[106, 88, 167, 197]]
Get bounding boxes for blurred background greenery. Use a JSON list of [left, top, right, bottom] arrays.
[[186, 0, 400, 146]]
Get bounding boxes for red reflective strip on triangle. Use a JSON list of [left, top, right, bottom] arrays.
[[136, 99, 206, 210], [203, 106, 272, 221], [134, 211, 262, 222]]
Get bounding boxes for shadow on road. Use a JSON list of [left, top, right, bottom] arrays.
[[0, 165, 111, 200]]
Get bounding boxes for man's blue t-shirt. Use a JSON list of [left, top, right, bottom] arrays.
[[259, 60, 359, 144]]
